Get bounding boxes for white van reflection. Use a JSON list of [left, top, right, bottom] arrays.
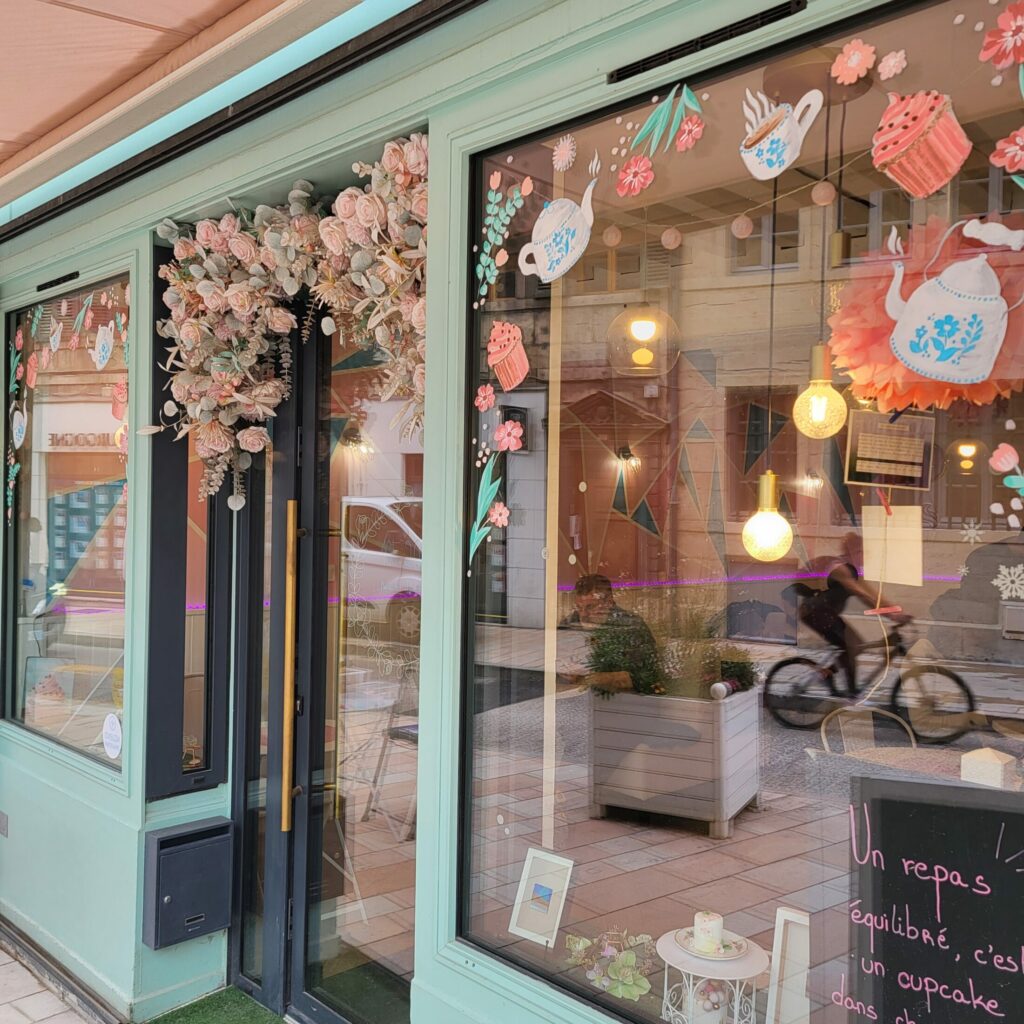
[[341, 497, 422, 645]]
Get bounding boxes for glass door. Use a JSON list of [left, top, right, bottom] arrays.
[[237, 320, 420, 1024]]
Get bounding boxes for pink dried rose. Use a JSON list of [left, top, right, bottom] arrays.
[[228, 233, 259, 265], [494, 419, 524, 452], [990, 443, 1021, 474], [178, 320, 203, 348], [195, 220, 219, 247], [266, 307, 297, 334], [404, 133, 429, 179], [218, 213, 239, 235], [318, 216, 348, 255], [487, 501, 510, 528], [990, 127, 1024, 173], [474, 384, 495, 412], [355, 193, 388, 229], [291, 214, 320, 247], [413, 363, 426, 395], [382, 141, 409, 185], [194, 420, 234, 458], [877, 49, 907, 81], [616, 155, 655, 198], [173, 238, 199, 260], [226, 284, 257, 319], [411, 297, 427, 333], [259, 246, 277, 270], [830, 38, 875, 85], [980, 2, 1024, 69], [410, 184, 429, 222], [333, 187, 363, 220], [237, 426, 271, 453], [675, 115, 705, 152]]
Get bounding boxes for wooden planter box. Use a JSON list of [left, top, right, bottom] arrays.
[[590, 687, 760, 839]]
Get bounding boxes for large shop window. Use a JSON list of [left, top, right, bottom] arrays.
[[461, 3, 1024, 1023], [4, 275, 130, 765]]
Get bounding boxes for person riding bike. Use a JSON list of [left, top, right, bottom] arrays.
[[795, 533, 911, 697]]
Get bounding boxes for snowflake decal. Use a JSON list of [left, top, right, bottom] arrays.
[[958, 564, 970, 579], [961, 518, 984, 544], [992, 564, 1024, 600]]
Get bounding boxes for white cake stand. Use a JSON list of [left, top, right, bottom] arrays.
[[656, 930, 770, 1024]]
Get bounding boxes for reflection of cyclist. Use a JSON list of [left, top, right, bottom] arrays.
[[798, 533, 911, 696]]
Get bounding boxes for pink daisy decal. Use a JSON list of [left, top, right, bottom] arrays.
[[830, 38, 876, 85], [474, 384, 495, 412], [616, 155, 655, 199], [877, 49, 907, 80], [494, 419, 524, 452], [552, 135, 577, 172], [980, 2, 1024, 69], [487, 501, 510, 528], [675, 115, 705, 152], [991, 126, 1024, 173]]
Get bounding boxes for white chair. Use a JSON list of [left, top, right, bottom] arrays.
[[765, 907, 810, 1024]]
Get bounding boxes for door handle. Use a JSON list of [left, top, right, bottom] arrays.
[[281, 499, 299, 832]]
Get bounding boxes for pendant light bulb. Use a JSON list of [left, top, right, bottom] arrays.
[[793, 345, 848, 439], [742, 471, 793, 562]]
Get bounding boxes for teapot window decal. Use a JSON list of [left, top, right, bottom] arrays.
[[519, 177, 596, 284], [886, 219, 1024, 386]]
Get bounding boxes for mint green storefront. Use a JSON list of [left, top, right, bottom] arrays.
[[4, 2, 1023, 1024]]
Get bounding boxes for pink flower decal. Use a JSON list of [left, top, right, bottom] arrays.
[[26, 353, 37, 389], [69, 333, 80, 351], [980, 2, 1024, 69], [494, 419, 524, 452], [877, 49, 907, 81], [15, 364, 23, 381], [552, 135, 577, 172], [616, 155, 655, 198], [830, 38, 876, 85], [487, 501, 510, 528], [990, 443, 1021, 474], [474, 384, 496, 411], [991, 127, 1024, 173], [675, 115, 705, 152], [14, 328, 23, 351], [489, 170, 502, 190]]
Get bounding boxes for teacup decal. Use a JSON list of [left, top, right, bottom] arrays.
[[11, 406, 26, 450], [739, 89, 823, 181], [519, 178, 596, 284]]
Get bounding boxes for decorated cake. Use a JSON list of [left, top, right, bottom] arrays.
[[487, 320, 529, 392], [871, 91, 971, 199], [693, 911, 723, 954]]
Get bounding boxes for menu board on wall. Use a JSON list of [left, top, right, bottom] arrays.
[[844, 778, 1023, 1023], [844, 410, 935, 491]]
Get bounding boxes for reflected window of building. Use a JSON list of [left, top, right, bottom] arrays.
[[5, 275, 130, 765]]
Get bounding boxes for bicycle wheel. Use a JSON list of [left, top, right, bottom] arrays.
[[764, 658, 843, 729], [891, 665, 975, 744]]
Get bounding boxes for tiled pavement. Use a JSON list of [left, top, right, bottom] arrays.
[[0, 951, 87, 1024]]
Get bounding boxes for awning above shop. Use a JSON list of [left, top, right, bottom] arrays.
[[0, 0, 450, 227]]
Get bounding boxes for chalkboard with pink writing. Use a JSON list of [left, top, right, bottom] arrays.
[[840, 779, 1023, 1024]]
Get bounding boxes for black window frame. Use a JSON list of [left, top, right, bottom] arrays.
[[145, 243, 232, 799]]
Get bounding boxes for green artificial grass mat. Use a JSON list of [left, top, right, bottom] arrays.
[[151, 987, 283, 1024]]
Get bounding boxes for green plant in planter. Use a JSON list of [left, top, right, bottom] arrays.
[[586, 615, 664, 695], [660, 610, 756, 699]]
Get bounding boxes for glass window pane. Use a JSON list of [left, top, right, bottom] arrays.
[[461, 9, 1024, 1023], [7, 275, 130, 765]]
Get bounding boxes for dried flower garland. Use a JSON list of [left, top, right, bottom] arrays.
[[153, 135, 428, 508]]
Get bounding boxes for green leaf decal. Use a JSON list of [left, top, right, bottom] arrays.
[[682, 84, 702, 115], [469, 454, 502, 560]]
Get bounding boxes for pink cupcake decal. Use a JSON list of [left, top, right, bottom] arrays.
[[487, 321, 529, 392], [871, 91, 971, 199]]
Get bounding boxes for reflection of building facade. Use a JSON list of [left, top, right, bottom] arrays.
[[0, 3, 1022, 1024]]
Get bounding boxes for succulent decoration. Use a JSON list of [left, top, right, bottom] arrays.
[[474, 171, 533, 305], [153, 135, 428, 508], [565, 929, 658, 1003]]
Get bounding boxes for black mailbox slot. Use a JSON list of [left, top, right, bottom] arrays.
[[143, 816, 233, 950]]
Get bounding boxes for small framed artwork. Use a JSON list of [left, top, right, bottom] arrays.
[[844, 409, 935, 491], [508, 847, 574, 948], [499, 405, 529, 452]]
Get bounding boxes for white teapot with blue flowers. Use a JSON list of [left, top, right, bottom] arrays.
[[887, 219, 1024, 385]]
